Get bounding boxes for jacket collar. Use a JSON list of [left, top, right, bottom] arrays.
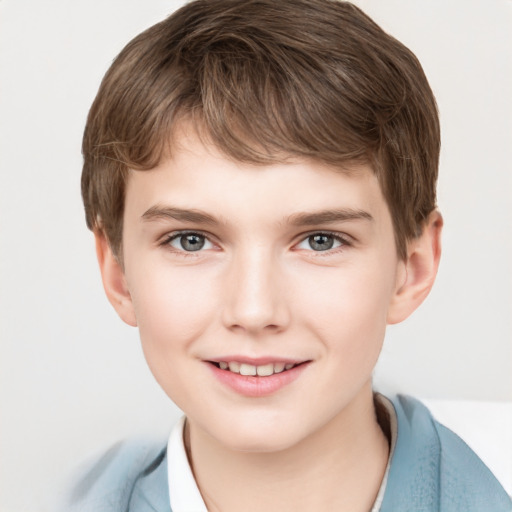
[[380, 395, 440, 511], [129, 447, 172, 512]]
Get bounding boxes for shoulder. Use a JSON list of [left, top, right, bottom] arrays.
[[381, 395, 512, 512], [58, 438, 170, 512]]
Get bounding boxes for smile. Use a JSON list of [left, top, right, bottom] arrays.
[[207, 359, 310, 397], [212, 361, 298, 376]]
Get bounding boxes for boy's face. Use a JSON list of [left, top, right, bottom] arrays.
[[105, 128, 419, 452]]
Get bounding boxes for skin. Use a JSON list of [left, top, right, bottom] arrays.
[[96, 127, 442, 512]]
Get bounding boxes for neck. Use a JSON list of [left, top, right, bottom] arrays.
[[186, 384, 390, 512]]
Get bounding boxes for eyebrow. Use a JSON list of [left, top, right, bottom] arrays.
[[141, 205, 373, 227], [141, 206, 219, 225], [287, 208, 373, 226]]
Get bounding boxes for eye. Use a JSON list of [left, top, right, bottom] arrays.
[[296, 233, 346, 252], [167, 232, 214, 252]]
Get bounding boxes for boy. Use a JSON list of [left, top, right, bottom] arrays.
[[66, 0, 512, 510]]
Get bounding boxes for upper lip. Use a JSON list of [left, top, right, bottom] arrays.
[[206, 356, 310, 366]]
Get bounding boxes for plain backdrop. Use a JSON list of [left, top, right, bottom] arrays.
[[1, 1, 511, 510]]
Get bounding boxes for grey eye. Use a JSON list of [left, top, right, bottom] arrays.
[[308, 234, 335, 251], [296, 233, 343, 252], [170, 233, 209, 252]]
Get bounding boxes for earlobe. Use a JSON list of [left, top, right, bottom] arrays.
[[94, 231, 138, 327], [387, 211, 443, 325]]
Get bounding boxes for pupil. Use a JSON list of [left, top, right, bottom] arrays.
[[310, 234, 333, 251], [181, 234, 205, 251]]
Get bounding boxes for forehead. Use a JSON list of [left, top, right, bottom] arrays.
[[124, 129, 389, 229]]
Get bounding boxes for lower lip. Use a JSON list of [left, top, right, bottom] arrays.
[[208, 363, 309, 397]]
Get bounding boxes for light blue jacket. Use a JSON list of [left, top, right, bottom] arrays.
[[62, 396, 512, 511]]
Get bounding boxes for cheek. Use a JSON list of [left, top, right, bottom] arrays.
[[294, 259, 395, 352], [126, 265, 221, 404], [129, 265, 219, 353]]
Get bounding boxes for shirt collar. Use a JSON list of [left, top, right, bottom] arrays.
[[167, 416, 208, 512]]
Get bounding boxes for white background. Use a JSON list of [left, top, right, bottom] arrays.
[[1, 1, 511, 510]]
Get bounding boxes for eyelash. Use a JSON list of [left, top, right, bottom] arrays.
[[159, 230, 352, 256]]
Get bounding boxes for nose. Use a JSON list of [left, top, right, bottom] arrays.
[[221, 248, 291, 335]]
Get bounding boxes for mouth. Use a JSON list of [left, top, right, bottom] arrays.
[[208, 360, 308, 377], [206, 358, 311, 397]]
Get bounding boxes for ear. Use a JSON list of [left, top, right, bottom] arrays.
[[94, 231, 137, 327], [387, 211, 443, 325]]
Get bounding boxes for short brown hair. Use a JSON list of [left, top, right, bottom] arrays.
[[82, 0, 440, 260]]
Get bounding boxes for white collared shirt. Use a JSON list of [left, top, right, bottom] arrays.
[[167, 396, 397, 512]]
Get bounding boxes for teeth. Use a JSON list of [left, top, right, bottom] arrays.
[[228, 361, 240, 373], [218, 361, 297, 376], [273, 362, 285, 373], [256, 363, 274, 376], [240, 363, 257, 376]]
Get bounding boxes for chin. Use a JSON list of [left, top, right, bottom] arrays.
[[221, 430, 299, 454], [207, 414, 310, 454]]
